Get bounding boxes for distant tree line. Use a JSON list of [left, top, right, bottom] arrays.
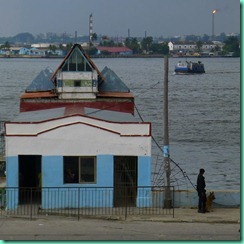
[[0, 32, 240, 57], [222, 36, 240, 56], [124, 37, 169, 55]]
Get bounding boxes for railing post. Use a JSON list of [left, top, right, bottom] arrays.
[[125, 186, 127, 220], [30, 188, 33, 220], [78, 187, 80, 221], [172, 186, 175, 218]]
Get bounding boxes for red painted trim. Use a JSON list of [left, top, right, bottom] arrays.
[[7, 109, 150, 127], [20, 100, 135, 114], [5, 121, 151, 138]]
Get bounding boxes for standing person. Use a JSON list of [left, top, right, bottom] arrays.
[[197, 168, 207, 213]]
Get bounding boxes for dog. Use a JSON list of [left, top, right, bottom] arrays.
[[206, 192, 216, 212]]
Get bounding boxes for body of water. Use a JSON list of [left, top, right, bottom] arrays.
[[0, 57, 240, 191]]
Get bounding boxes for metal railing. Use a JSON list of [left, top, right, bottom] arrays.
[[0, 186, 174, 220], [0, 121, 5, 163]]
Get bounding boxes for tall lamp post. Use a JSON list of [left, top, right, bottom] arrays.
[[212, 10, 217, 40]]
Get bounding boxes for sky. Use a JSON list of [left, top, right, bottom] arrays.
[[0, 0, 240, 38]]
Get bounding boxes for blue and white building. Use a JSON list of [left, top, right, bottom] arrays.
[[5, 107, 152, 209]]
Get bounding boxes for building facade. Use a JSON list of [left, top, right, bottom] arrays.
[[168, 41, 223, 55], [5, 108, 152, 209]]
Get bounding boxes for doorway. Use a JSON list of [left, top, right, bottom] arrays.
[[114, 156, 137, 207], [18, 155, 41, 204]]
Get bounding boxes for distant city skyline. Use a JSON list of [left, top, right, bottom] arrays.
[[0, 0, 240, 38]]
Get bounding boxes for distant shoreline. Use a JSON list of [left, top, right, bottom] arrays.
[[0, 55, 239, 59]]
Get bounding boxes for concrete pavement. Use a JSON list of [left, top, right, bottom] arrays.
[[131, 207, 240, 223], [0, 208, 240, 240]]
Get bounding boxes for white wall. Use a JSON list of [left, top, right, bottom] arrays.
[[57, 71, 97, 80], [5, 116, 151, 157], [6, 115, 150, 136]]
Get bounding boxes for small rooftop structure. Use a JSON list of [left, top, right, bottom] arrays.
[[20, 44, 134, 114]]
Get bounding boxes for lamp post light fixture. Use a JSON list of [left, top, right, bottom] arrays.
[[212, 9, 217, 40]]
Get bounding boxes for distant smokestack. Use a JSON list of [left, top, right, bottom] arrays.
[[89, 13, 93, 47], [128, 28, 130, 38], [75, 31, 77, 43]]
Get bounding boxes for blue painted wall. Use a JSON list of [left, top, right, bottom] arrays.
[[41, 155, 152, 208], [137, 156, 151, 207], [97, 155, 113, 187], [6, 155, 239, 209], [6, 156, 18, 188], [6, 154, 152, 209], [6, 156, 18, 209], [138, 156, 151, 186], [42, 156, 63, 187]]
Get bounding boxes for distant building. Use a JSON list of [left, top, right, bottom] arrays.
[[31, 43, 52, 48], [29, 47, 46, 56], [96, 46, 133, 55], [19, 47, 29, 55], [168, 41, 223, 55]]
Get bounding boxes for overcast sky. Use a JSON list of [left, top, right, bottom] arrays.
[[0, 0, 240, 38]]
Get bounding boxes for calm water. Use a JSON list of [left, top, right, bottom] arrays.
[[0, 57, 240, 191]]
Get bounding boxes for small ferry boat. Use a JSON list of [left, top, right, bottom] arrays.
[[174, 61, 205, 74]]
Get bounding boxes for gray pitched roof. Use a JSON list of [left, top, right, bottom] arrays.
[[11, 107, 138, 123], [99, 66, 130, 92], [25, 67, 55, 92]]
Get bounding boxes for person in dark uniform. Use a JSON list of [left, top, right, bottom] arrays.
[[197, 168, 207, 213]]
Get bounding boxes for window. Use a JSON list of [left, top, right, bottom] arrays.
[[74, 80, 81, 87], [63, 156, 79, 183], [80, 157, 96, 183], [63, 156, 96, 184], [61, 47, 93, 72]]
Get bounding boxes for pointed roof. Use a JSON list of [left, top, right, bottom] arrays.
[[26, 67, 54, 92], [51, 44, 105, 83], [99, 66, 130, 92]]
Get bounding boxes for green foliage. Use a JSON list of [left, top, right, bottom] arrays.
[[65, 43, 73, 51], [91, 33, 98, 42], [99, 39, 115, 47], [49, 45, 57, 51], [0, 41, 10, 50], [151, 43, 169, 54], [222, 36, 240, 56], [141, 36, 153, 52], [195, 41, 203, 52], [87, 47, 98, 55], [124, 38, 141, 54]]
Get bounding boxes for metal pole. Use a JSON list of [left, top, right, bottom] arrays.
[[212, 13, 214, 40], [212, 10, 216, 41], [163, 55, 172, 208]]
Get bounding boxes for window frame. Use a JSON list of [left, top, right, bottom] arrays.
[[63, 156, 97, 184], [61, 47, 93, 72], [79, 156, 97, 184]]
